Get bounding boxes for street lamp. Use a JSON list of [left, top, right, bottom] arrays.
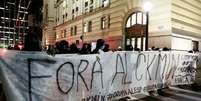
[[143, 1, 152, 50]]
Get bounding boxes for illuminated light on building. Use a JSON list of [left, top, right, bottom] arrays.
[[143, 1, 153, 12]]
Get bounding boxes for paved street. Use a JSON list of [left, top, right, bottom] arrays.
[[128, 86, 201, 101]]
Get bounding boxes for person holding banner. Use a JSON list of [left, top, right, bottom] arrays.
[[23, 28, 42, 51], [80, 43, 91, 54], [57, 40, 70, 54]]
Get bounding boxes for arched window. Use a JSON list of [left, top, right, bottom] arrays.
[[125, 11, 147, 51], [126, 12, 147, 28]]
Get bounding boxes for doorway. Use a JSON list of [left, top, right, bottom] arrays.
[[125, 11, 147, 51]]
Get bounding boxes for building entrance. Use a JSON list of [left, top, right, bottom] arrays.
[[125, 11, 147, 51]]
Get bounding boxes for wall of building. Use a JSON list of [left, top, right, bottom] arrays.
[[55, 0, 155, 49], [55, 0, 127, 49], [172, 36, 192, 51], [149, 36, 172, 49], [144, 0, 201, 50], [147, 0, 172, 48], [51, 0, 201, 50], [43, 0, 56, 46], [171, 0, 201, 50], [172, 33, 201, 51]]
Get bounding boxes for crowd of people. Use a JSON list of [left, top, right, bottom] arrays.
[[47, 39, 110, 55], [8, 35, 198, 55], [46, 39, 174, 55], [5, 29, 198, 55]]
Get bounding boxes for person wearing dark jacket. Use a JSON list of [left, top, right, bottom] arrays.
[[69, 43, 79, 54], [92, 39, 105, 54], [125, 45, 133, 51], [23, 32, 42, 51], [57, 40, 69, 54], [80, 43, 91, 54]]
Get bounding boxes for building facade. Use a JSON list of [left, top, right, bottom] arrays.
[[0, 0, 29, 48], [42, 0, 56, 47], [170, 0, 201, 51], [43, 0, 201, 51]]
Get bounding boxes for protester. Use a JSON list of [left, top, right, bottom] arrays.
[[57, 40, 69, 54], [80, 43, 91, 54], [80, 43, 88, 54], [125, 45, 133, 51], [134, 48, 140, 51], [103, 44, 110, 52], [55, 42, 60, 54], [151, 46, 160, 51], [47, 45, 56, 55], [188, 50, 194, 53], [91, 39, 105, 54], [151, 46, 156, 50], [86, 43, 92, 53], [163, 47, 170, 51], [69, 43, 79, 54], [117, 46, 122, 51], [23, 31, 42, 51]]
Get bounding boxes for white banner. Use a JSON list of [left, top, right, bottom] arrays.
[[0, 50, 198, 101]]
